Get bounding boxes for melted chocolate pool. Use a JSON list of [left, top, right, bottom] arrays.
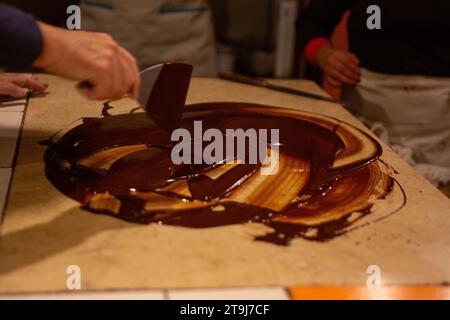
[[43, 103, 397, 245]]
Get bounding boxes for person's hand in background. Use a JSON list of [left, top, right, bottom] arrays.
[[33, 22, 140, 101], [0, 73, 47, 98], [315, 45, 361, 87]]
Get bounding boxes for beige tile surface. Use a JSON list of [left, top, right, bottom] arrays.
[[0, 112, 23, 167], [1, 289, 165, 300], [0, 75, 449, 294]]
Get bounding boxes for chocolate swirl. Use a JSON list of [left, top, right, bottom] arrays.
[[43, 103, 404, 245]]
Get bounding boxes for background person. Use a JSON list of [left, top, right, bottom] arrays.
[[297, 0, 450, 186]]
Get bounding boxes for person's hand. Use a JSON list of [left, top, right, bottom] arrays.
[[0, 73, 48, 98], [33, 22, 140, 101], [315, 45, 361, 87]]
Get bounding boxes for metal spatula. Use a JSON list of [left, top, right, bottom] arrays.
[[138, 62, 193, 131]]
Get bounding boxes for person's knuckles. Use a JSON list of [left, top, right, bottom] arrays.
[[347, 65, 361, 75], [334, 52, 347, 60], [329, 69, 341, 80], [343, 68, 358, 79], [115, 63, 129, 96], [120, 48, 139, 74], [342, 76, 356, 84], [25, 78, 42, 89], [100, 36, 121, 56], [328, 54, 339, 64], [120, 55, 138, 95], [333, 63, 347, 75], [27, 79, 46, 90], [95, 32, 114, 42], [347, 61, 360, 71], [335, 72, 349, 82], [326, 76, 342, 87], [93, 58, 114, 78]]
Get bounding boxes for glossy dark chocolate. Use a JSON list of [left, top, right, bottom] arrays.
[[43, 103, 396, 245]]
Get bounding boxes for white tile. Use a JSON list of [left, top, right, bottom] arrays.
[[0, 98, 27, 112], [1, 290, 166, 300], [168, 287, 289, 300], [0, 112, 23, 167], [0, 168, 12, 221]]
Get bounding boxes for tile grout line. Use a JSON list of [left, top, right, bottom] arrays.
[[0, 90, 29, 226]]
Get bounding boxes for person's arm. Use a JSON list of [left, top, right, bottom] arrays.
[[0, 4, 139, 100], [0, 5, 48, 98], [0, 4, 42, 69], [297, 0, 360, 86], [33, 22, 140, 100]]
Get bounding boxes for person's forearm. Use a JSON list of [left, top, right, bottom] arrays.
[[0, 4, 43, 69]]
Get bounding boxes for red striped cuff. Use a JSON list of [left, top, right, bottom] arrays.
[[304, 37, 330, 64]]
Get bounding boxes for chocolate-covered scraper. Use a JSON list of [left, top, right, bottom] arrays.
[[138, 63, 193, 131]]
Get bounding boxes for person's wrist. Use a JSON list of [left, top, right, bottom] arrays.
[[304, 38, 330, 65], [32, 22, 65, 70]]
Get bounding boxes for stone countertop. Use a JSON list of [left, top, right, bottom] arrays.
[[0, 74, 449, 294]]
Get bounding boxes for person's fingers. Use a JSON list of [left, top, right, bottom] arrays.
[[98, 40, 128, 100], [129, 55, 140, 100], [328, 66, 357, 85], [334, 54, 361, 81], [18, 77, 48, 93], [118, 47, 140, 99], [0, 82, 28, 98], [325, 75, 343, 88], [4, 74, 48, 93], [116, 48, 134, 98], [102, 49, 121, 100], [326, 58, 358, 85], [334, 60, 360, 82], [335, 51, 359, 68], [333, 54, 361, 80], [348, 52, 360, 66], [34, 25, 141, 101], [83, 51, 120, 100]]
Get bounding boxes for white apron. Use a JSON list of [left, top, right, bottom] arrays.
[[343, 68, 450, 185], [79, 0, 217, 76]]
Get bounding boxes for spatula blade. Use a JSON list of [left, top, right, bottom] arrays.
[[139, 63, 193, 131]]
